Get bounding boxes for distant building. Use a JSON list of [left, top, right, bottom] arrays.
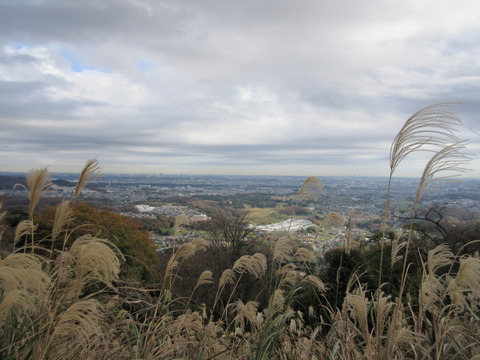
[[135, 204, 155, 213], [256, 219, 315, 232], [189, 214, 209, 222]]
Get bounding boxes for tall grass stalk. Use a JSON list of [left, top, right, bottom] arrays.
[[380, 103, 464, 284], [73, 159, 100, 204], [389, 140, 471, 351], [377, 103, 468, 358]]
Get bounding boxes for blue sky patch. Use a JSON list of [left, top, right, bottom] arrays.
[[60, 49, 112, 73], [12, 43, 35, 50], [136, 60, 150, 73]]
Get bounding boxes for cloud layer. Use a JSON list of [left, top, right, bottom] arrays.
[[1, 0, 479, 177]]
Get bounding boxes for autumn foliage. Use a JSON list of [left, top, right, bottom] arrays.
[[36, 203, 160, 281]]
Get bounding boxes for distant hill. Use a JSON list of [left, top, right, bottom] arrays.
[[51, 179, 76, 187], [0, 175, 77, 189], [0, 175, 25, 190]]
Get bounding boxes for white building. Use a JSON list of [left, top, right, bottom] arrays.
[[135, 204, 155, 213]]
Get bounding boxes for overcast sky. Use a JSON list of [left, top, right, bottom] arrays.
[[1, 0, 480, 178]]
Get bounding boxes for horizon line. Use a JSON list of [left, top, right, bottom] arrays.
[[1, 171, 479, 181]]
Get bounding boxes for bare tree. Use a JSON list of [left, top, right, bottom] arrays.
[[206, 210, 256, 265], [394, 204, 480, 254]]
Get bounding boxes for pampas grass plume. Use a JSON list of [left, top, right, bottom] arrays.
[[233, 253, 267, 279], [295, 247, 315, 263], [415, 141, 471, 203], [274, 236, 295, 264], [14, 220, 37, 246], [297, 176, 324, 202], [73, 159, 100, 203], [69, 235, 123, 293], [231, 299, 259, 327], [390, 103, 463, 174], [300, 275, 326, 293], [52, 200, 74, 242], [219, 268, 235, 288], [193, 270, 214, 292], [276, 263, 299, 289], [15, 167, 51, 220], [46, 299, 104, 358], [0, 253, 50, 314]]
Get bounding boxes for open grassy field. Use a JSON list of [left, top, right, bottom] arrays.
[[245, 206, 290, 225]]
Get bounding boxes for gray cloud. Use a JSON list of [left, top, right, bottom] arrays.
[[0, 0, 479, 176]]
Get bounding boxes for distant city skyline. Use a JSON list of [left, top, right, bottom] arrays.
[[1, 1, 479, 178]]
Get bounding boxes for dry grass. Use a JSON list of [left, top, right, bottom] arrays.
[[73, 158, 100, 203], [246, 207, 288, 225], [0, 203, 6, 258], [232, 253, 267, 279], [415, 141, 471, 203], [297, 176, 324, 202], [389, 102, 463, 173], [51, 200, 74, 244], [15, 167, 51, 221]]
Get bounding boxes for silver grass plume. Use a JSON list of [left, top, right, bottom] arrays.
[[344, 286, 370, 338], [426, 244, 454, 278], [294, 247, 316, 263], [297, 176, 324, 202], [250, 252, 268, 278], [173, 213, 190, 236], [373, 290, 417, 359], [68, 235, 123, 295], [230, 299, 259, 328], [273, 236, 296, 264], [344, 211, 355, 256], [73, 158, 101, 203], [383, 103, 466, 236], [219, 268, 235, 288], [417, 244, 454, 332], [270, 289, 286, 310], [164, 242, 197, 283], [390, 230, 406, 266], [383, 105, 470, 341], [447, 256, 480, 311], [372, 291, 394, 339], [52, 200, 75, 242], [276, 263, 299, 289], [384, 313, 417, 359], [288, 176, 324, 233], [0, 203, 5, 258], [415, 141, 471, 204], [0, 253, 51, 315], [299, 275, 326, 293], [191, 237, 208, 252], [14, 220, 38, 247], [45, 299, 104, 359], [232, 253, 267, 279], [389, 103, 463, 173], [212, 268, 236, 313], [193, 270, 214, 292], [15, 167, 51, 220], [172, 311, 204, 335]]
